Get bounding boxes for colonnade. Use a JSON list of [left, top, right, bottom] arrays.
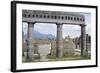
[[26, 22, 86, 61]]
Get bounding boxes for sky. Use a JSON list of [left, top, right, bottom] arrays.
[[22, 13, 91, 38]]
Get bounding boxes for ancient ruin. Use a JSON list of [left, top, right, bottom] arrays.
[[22, 10, 86, 61]]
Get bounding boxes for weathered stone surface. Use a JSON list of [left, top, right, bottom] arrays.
[[38, 44, 51, 61], [27, 22, 34, 61], [22, 10, 87, 61], [81, 25, 86, 56], [63, 38, 75, 56], [22, 10, 85, 25], [56, 24, 63, 58]]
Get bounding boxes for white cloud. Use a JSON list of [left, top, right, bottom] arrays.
[[63, 25, 81, 38], [34, 23, 57, 36], [22, 22, 28, 35]]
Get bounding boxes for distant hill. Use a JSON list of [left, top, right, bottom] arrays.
[[24, 31, 56, 40]]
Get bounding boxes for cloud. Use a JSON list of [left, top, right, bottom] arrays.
[[22, 22, 28, 35], [34, 23, 57, 36], [63, 25, 81, 38]]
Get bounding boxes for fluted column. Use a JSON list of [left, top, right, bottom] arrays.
[[56, 23, 63, 58]]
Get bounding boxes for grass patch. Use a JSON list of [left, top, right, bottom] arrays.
[[48, 55, 91, 61], [23, 55, 91, 63]]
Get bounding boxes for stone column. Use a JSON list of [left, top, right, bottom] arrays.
[[27, 22, 34, 61], [56, 23, 63, 58], [81, 24, 86, 56]]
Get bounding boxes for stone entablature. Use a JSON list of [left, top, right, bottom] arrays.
[[22, 10, 85, 24]]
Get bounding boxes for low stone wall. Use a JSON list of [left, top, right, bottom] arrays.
[[23, 39, 76, 58]]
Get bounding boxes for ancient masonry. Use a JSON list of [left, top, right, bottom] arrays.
[[22, 10, 86, 61]]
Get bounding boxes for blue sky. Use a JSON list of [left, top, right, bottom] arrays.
[[23, 13, 91, 38]]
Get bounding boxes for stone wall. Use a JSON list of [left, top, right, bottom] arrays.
[[23, 39, 76, 57]]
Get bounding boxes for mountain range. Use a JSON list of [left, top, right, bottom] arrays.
[[24, 31, 56, 40]]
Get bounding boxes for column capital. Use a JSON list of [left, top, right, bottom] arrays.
[[80, 24, 86, 27], [27, 22, 35, 24], [56, 23, 63, 25]]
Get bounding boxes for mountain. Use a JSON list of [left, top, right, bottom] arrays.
[[24, 31, 56, 40], [33, 31, 47, 40]]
